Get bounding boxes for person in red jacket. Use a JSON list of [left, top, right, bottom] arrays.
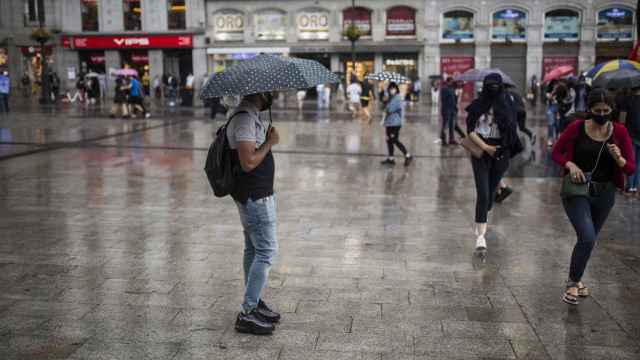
[[552, 88, 636, 305]]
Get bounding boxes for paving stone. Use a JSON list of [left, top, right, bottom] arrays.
[[68, 339, 181, 360]]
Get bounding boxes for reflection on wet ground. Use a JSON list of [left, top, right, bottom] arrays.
[[0, 100, 639, 359]]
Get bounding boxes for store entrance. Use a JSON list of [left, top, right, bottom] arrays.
[[164, 50, 193, 87]]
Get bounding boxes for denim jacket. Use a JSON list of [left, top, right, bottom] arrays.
[[384, 94, 403, 127]]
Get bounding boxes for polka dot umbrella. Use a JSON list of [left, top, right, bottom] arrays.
[[364, 71, 411, 84], [199, 54, 339, 99]]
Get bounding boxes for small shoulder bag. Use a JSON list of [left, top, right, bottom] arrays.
[[560, 124, 612, 198]]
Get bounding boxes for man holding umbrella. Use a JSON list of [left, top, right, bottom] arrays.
[[201, 54, 338, 335]]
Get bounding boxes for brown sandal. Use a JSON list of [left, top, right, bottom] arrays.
[[563, 282, 579, 305], [577, 282, 590, 297]]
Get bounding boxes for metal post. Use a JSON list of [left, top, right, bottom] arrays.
[[350, 0, 356, 81], [37, 0, 51, 105]]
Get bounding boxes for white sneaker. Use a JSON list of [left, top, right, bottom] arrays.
[[475, 235, 487, 250], [145, 113, 151, 119]]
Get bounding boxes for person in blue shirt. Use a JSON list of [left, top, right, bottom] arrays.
[[0, 71, 10, 113], [126, 75, 150, 118], [381, 82, 413, 166]]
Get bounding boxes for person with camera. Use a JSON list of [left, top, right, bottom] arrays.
[[226, 91, 281, 335], [465, 74, 522, 253], [552, 88, 635, 305]]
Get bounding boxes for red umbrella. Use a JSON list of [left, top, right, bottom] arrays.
[[543, 65, 574, 83]]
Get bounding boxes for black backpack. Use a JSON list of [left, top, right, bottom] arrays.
[[204, 111, 246, 197]]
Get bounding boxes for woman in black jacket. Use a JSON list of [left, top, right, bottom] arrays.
[[465, 74, 523, 253]]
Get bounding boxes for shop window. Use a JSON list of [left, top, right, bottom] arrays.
[[442, 10, 474, 42], [168, 0, 186, 30], [386, 6, 416, 38], [24, 0, 44, 26], [491, 9, 527, 41], [254, 9, 287, 41], [544, 9, 580, 41], [213, 9, 245, 42], [81, 0, 99, 32], [124, 0, 142, 31], [597, 7, 633, 42]]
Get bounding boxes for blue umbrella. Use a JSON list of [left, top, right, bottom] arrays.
[[199, 54, 339, 99]]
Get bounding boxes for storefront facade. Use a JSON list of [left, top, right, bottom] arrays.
[[205, 0, 425, 87]]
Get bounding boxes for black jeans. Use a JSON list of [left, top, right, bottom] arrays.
[[386, 126, 408, 157], [562, 185, 615, 282], [517, 115, 533, 140], [471, 152, 510, 223], [441, 111, 455, 142]]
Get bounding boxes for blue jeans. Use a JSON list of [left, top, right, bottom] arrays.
[[235, 195, 277, 313], [546, 103, 558, 140], [562, 185, 615, 282], [628, 141, 640, 189]]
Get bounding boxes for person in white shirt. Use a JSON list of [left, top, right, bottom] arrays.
[[323, 85, 331, 109], [346, 79, 362, 118], [316, 83, 325, 109], [296, 89, 307, 111]]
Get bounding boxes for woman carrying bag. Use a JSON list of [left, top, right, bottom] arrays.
[[464, 74, 523, 253], [552, 88, 635, 305]]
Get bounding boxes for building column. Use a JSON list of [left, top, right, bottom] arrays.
[[142, 0, 167, 32], [148, 49, 163, 91], [579, 5, 597, 72], [374, 53, 383, 73], [330, 54, 340, 72], [192, 47, 207, 106], [423, 2, 440, 78], [100, 0, 124, 32], [104, 50, 120, 97], [474, 24, 491, 69], [526, 24, 544, 84]]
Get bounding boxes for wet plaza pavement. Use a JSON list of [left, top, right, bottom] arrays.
[[0, 99, 639, 359]]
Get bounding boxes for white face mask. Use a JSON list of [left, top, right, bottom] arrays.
[[389, 89, 397, 95]]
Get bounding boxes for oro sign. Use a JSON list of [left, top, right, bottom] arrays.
[[213, 10, 244, 41], [297, 10, 330, 40]]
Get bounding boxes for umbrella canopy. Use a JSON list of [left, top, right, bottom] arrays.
[[453, 68, 516, 86], [592, 68, 640, 89], [364, 71, 410, 84], [586, 60, 640, 80], [199, 54, 339, 99], [110, 68, 138, 77], [543, 65, 574, 83]]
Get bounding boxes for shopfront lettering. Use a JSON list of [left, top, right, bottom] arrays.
[[298, 10, 330, 40], [71, 35, 193, 49]]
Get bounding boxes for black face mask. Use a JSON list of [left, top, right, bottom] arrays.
[[260, 93, 273, 111], [485, 84, 501, 96], [592, 113, 611, 125]]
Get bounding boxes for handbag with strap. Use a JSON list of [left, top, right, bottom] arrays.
[[560, 124, 612, 198], [460, 136, 485, 159]]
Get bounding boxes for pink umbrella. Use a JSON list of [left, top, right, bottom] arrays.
[[543, 65, 574, 83], [112, 68, 138, 77]]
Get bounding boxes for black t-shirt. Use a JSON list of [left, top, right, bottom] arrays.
[[573, 123, 616, 183], [624, 95, 640, 141]]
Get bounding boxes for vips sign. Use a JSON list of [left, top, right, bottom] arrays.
[[213, 10, 244, 41], [71, 35, 193, 49], [297, 10, 329, 40]]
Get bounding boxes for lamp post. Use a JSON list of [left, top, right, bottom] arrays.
[[34, 0, 51, 105], [344, 0, 360, 81]]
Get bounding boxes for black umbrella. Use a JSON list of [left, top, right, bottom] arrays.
[[199, 54, 339, 99], [592, 68, 640, 90]]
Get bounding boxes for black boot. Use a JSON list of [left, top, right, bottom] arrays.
[[257, 299, 281, 323], [235, 309, 275, 335]]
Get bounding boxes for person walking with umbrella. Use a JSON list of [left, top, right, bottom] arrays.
[[200, 54, 338, 335], [380, 82, 413, 166]]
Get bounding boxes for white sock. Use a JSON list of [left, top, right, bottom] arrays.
[[405, 153, 411, 158], [474, 223, 487, 249]]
